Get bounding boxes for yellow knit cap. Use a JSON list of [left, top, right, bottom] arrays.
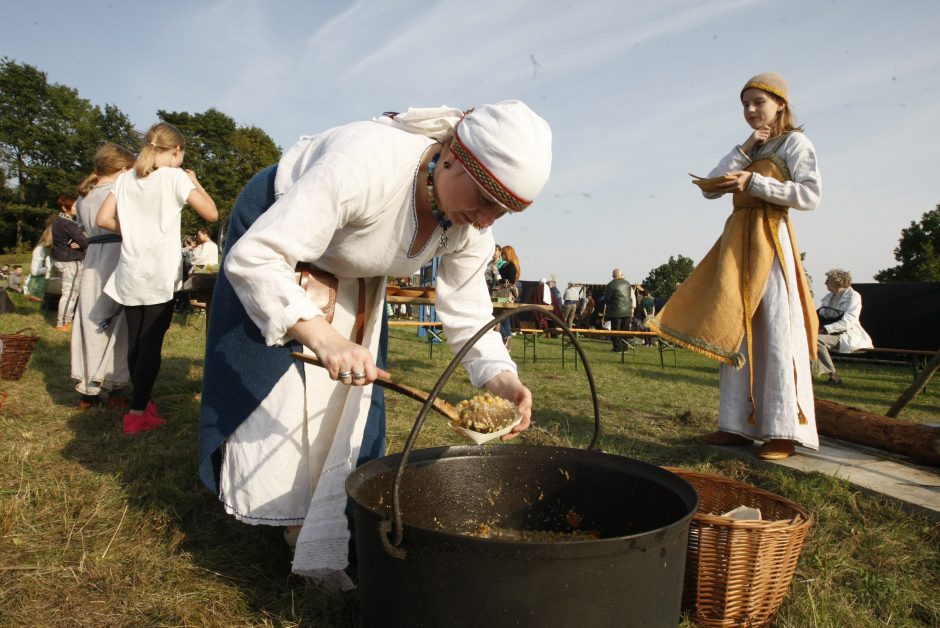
[[741, 72, 788, 102]]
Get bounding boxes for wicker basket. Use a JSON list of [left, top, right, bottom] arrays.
[[663, 467, 813, 627], [0, 328, 40, 381]]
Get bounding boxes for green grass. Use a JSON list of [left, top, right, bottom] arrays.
[[1, 294, 938, 626]]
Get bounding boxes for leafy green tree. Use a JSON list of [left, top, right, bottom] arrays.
[[0, 58, 51, 201], [0, 203, 49, 252], [642, 255, 695, 300], [874, 205, 940, 282], [158, 108, 280, 241], [0, 57, 137, 207]]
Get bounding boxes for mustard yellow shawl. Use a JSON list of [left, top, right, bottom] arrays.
[[647, 155, 818, 369]]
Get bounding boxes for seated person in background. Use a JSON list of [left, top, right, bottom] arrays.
[[815, 268, 873, 385], [6, 265, 24, 292], [191, 228, 219, 270], [182, 235, 196, 274]]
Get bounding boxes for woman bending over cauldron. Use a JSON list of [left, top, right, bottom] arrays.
[[199, 101, 552, 588], [648, 72, 821, 461]]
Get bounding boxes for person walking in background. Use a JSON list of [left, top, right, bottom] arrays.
[[601, 268, 633, 352], [191, 227, 219, 270], [562, 282, 583, 328], [25, 222, 54, 302], [639, 287, 657, 345], [814, 268, 873, 385], [97, 122, 218, 434], [548, 279, 561, 309], [51, 194, 87, 331], [498, 244, 521, 346], [71, 143, 136, 411], [649, 72, 821, 461], [577, 289, 596, 328]]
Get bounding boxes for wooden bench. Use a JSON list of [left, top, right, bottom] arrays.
[[389, 320, 443, 358], [832, 347, 937, 385], [558, 329, 676, 370], [517, 328, 544, 362]]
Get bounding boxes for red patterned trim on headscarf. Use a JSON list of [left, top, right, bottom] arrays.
[[452, 131, 530, 212]]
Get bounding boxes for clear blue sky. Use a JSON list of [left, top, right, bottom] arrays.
[[3, 0, 939, 298]]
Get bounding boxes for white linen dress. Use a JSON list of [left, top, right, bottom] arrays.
[[221, 121, 516, 585], [71, 184, 129, 396], [706, 133, 822, 449]]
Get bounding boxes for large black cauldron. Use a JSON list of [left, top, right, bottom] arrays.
[[347, 306, 698, 627]]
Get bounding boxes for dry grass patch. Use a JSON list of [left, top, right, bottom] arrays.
[[1, 297, 938, 626]]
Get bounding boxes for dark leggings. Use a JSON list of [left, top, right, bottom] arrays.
[[124, 300, 175, 411]]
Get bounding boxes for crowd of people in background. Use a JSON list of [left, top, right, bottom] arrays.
[[4, 125, 218, 434]]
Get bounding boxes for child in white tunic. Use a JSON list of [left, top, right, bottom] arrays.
[[98, 122, 218, 434]]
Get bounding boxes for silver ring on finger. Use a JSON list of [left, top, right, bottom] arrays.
[[352, 372, 366, 381], [338, 370, 352, 380]]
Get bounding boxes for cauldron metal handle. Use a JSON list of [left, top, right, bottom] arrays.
[[382, 304, 602, 558]]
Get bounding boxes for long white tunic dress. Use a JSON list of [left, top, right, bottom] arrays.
[[707, 133, 822, 449], [221, 121, 516, 584], [71, 184, 129, 396]]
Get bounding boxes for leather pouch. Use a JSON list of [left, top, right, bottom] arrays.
[[295, 262, 338, 323]]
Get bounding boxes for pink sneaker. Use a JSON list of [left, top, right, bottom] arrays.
[[144, 402, 166, 425], [123, 412, 163, 435]]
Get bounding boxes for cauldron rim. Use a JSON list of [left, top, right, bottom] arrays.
[[347, 444, 698, 547]]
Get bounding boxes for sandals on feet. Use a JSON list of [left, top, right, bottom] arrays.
[[759, 439, 796, 460]]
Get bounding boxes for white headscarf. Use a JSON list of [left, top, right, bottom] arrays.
[[373, 106, 465, 140]]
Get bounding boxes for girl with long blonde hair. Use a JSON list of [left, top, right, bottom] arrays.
[[96, 122, 218, 433]]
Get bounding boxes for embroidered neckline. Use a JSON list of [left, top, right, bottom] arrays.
[[426, 153, 451, 249]]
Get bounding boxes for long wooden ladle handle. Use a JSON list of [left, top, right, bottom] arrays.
[[289, 351, 458, 421]]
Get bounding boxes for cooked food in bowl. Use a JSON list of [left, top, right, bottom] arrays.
[[452, 393, 517, 433]]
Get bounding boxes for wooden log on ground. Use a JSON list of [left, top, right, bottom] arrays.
[[815, 398, 940, 466]]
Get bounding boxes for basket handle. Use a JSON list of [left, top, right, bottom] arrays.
[[11, 328, 38, 337], [381, 304, 603, 559]]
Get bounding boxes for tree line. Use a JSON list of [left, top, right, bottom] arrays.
[[2, 56, 935, 287], [0, 57, 280, 252]]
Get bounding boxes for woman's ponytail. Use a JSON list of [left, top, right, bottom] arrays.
[[135, 122, 186, 178], [78, 143, 135, 194], [77, 173, 99, 197], [135, 143, 158, 178]]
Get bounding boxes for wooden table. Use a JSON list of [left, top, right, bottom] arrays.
[[388, 320, 443, 358]]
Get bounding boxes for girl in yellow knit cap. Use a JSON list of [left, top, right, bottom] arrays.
[[649, 72, 822, 460]]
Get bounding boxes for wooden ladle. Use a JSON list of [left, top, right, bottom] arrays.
[[290, 351, 459, 422]]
